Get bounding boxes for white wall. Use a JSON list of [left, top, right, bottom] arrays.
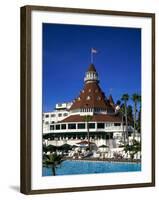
[[0, 0, 158, 199]]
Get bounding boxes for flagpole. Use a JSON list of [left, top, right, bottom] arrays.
[[91, 49, 93, 64]]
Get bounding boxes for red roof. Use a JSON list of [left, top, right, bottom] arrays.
[[70, 82, 109, 110], [60, 114, 122, 123], [69, 64, 115, 112], [87, 64, 97, 72]]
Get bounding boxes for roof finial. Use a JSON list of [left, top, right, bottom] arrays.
[[91, 48, 98, 64]]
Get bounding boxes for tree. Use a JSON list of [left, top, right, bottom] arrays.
[[121, 94, 129, 144], [132, 93, 140, 140], [136, 95, 141, 133], [83, 115, 92, 151], [118, 103, 126, 145], [43, 153, 63, 176], [116, 100, 121, 106], [127, 105, 133, 126], [124, 139, 141, 160]]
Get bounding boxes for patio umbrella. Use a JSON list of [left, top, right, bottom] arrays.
[[76, 141, 95, 145], [45, 145, 57, 152], [71, 145, 78, 148], [58, 143, 72, 151], [98, 145, 109, 152], [99, 144, 109, 148]]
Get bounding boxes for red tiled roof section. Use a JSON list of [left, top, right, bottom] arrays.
[[69, 64, 115, 112], [109, 95, 114, 104], [108, 95, 115, 109], [69, 82, 109, 110], [60, 114, 122, 123]]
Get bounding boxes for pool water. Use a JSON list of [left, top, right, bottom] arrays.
[[42, 160, 141, 176]]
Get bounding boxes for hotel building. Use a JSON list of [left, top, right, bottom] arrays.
[[43, 64, 133, 148]]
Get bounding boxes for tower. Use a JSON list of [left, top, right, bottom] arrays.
[[69, 64, 114, 114], [84, 64, 99, 84]]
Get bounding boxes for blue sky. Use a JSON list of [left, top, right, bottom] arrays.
[[42, 23, 141, 112]]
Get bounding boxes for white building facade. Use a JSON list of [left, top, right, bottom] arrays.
[[43, 64, 133, 148]]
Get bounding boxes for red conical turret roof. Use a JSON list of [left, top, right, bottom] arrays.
[[87, 64, 97, 72], [69, 64, 114, 112]]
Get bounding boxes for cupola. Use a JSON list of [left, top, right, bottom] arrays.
[[84, 64, 99, 84]]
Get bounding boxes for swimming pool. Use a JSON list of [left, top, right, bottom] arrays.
[[42, 160, 141, 176]]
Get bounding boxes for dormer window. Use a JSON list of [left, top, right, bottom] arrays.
[[89, 89, 91, 92], [86, 96, 91, 100], [78, 97, 81, 101]]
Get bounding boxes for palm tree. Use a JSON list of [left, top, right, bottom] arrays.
[[83, 115, 92, 151], [44, 153, 63, 176], [132, 93, 140, 140], [137, 95, 141, 133], [121, 94, 129, 144], [127, 105, 133, 124], [120, 104, 126, 145], [124, 139, 141, 160]]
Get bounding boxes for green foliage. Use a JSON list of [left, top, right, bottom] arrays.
[[43, 153, 64, 176], [127, 105, 133, 125], [44, 153, 63, 165], [124, 140, 141, 159], [44, 144, 57, 153], [121, 94, 129, 102], [83, 115, 92, 122]]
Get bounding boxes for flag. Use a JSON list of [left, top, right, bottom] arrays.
[[91, 48, 98, 54]]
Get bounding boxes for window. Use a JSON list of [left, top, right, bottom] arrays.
[[45, 121, 49, 125], [61, 124, 66, 129], [97, 96, 101, 100], [51, 114, 55, 117], [55, 125, 60, 130], [78, 97, 81, 101], [102, 135, 106, 139], [97, 123, 104, 129], [89, 123, 95, 129], [45, 114, 49, 118], [78, 123, 85, 129], [86, 96, 91, 100], [50, 125, 54, 130], [89, 89, 91, 92], [114, 123, 121, 126], [58, 113, 62, 117], [63, 113, 68, 117], [68, 124, 76, 129], [51, 121, 54, 124]]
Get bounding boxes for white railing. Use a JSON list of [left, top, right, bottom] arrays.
[[43, 124, 133, 134]]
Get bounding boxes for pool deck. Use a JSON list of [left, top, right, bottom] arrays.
[[63, 157, 141, 163]]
